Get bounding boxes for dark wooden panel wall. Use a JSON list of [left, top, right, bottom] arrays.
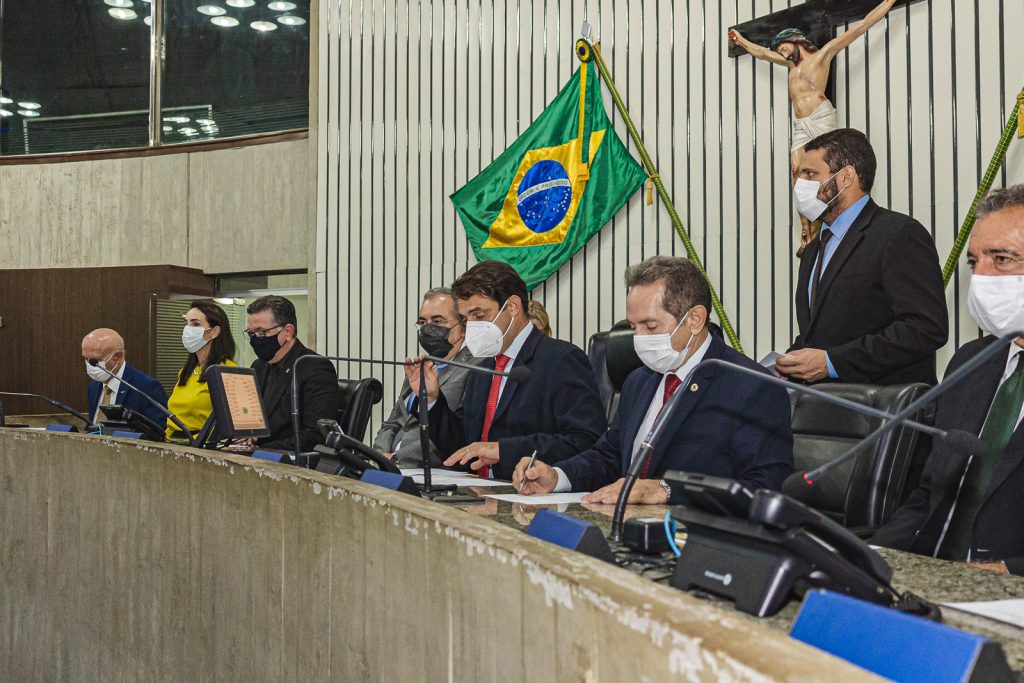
[[0, 266, 214, 417]]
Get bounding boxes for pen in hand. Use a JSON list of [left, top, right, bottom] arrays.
[[518, 450, 539, 492]]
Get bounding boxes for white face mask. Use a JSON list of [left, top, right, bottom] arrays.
[[794, 170, 843, 221], [182, 325, 210, 354], [465, 300, 513, 358], [967, 274, 1024, 338], [633, 312, 695, 374], [85, 355, 115, 383]]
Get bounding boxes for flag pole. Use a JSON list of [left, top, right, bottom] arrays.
[[578, 39, 744, 354]]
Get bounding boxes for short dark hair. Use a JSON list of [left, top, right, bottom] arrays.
[[178, 300, 237, 387], [804, 128, 877, 192], [246, 295, 298, 330], [624, 256, 712, 320], [976, 184, 1024, 220], [451, 261, 530, 311]]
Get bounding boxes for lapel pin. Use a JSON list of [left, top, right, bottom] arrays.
[[690, 383, 699, 392]]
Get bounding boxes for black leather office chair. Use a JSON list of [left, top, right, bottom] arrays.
[[587, 320, 642, 422], [783, 383, 929, 536], [336, 378, 384, 443]]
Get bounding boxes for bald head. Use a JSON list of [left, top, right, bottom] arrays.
[[82, 328, 126, 379]]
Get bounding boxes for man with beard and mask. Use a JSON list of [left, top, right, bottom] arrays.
[[513, 256, 793, 503], [245, 295, 337, 452], [372, 287, 481, 467], [730, 0, 896, 256], [776, 128, 947, 386], [82, 327, 168, 428], [872, 185, 1024, 576], [404, 261, 606, 480]]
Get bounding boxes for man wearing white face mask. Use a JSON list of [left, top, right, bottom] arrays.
[[873, 185, 1024, 576], [513, 256, 794, 504], [405, 261, 607, 481], [82, 327, 168, 428], [778, 128, 948, 386]]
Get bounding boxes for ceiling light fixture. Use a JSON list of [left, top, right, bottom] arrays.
[[198, 4, 227, 15], [18, 110, 41, 117], [17, 101, 41, 110], [0, 109, 13, 117], [104, 0, 133, 7], [144, 15, 151, 25], [276, 14, 305, 25], [211, 16, 240, 27], [250, 20, 277, 31], [0, 97, 12, 104], [108, 7, 138, 19], [267, 1, 297, 10], [226, 0, 255, 6]]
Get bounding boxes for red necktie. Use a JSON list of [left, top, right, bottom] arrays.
[[478, 354, 510, 479], [639, 373, 683, 479]]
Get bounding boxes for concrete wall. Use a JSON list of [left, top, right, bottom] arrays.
[[0, 429, 877, 682], [0, 137, 312, 275]]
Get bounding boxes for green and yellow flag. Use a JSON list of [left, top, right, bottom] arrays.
[[451, 51, 646, 289]]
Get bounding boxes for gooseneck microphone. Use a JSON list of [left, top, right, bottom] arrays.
[[290, 353, 531, 492], [87, 360, 195, 446], [0, 391, 96, 431]]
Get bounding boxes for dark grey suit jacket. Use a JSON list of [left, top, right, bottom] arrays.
[[372, 347, 480, 467]]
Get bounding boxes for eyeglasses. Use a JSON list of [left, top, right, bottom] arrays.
[[415, 317, 463, 328], [243, 324, 284, 340]]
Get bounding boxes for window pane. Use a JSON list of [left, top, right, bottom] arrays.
[[161, 0, 309, 144], [0, 0, 151, 155]]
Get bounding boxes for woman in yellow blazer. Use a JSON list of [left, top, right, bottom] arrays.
[[166, 300, 237, 440]]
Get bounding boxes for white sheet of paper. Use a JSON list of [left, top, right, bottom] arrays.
[[401, 468, 511, 488], [941, 599, 1024, 629], [484, 492, 589, 505]]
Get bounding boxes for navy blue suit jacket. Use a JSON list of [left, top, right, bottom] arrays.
[[429, 326, 608, 480], [88, 363, 169, 428], [557, 335, 794, 497]]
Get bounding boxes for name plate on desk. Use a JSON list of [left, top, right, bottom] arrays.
[[360, 469, 419, 496], [526, 509, 614, 563], [110, 430, 143, 439], [45, 424, 77, 432], [791, 590, 1015, 682]]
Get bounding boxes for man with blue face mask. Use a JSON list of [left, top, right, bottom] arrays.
[[872, 185, 1024, 576], [405, 261, 606, 481], [778, 128, 948, 386], [513, 256, 794, 504]]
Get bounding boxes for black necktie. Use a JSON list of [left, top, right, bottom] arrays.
[[810, 228, 833, 309]]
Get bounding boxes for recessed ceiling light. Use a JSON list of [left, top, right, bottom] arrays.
[[17, 101, 41, 110], [105, 0, 133, 7], [164, 116, 190, 123], [18, 110, 41, 117], [0, 97, 12, 104], [211, 16, 239, 27], [143, 15, 151, 25], [195, 118, 215, 125], [198, 4, 227, 15], [277, 14, 305, 25], [179, 127, 198, 134], [226, 0, 255, 6], [0, 109, 13, 117], [267, 1, 296, 10], [108, 7, 137, 19], [162, 125, 172, 131], [250, 20, 277, 31]]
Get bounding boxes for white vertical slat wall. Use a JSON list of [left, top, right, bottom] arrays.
[[317, 0, 1024, 433]]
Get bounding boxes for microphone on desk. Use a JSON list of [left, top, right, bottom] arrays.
[[0, 391, 97, 431], [290, 354, 530, 495], [86, 360, 195, 446]]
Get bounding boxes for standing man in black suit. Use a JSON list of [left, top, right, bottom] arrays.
[[405, 261, 607, 481], [872, 185, 1024, 575], [776, 128, 948, 385], [245, 295, 337, 452], [513, 256, 793, 503]]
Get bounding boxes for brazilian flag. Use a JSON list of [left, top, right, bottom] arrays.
[[451, 48, 647, 289]]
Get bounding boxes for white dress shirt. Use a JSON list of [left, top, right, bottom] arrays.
[[552, 333, 713, 492]]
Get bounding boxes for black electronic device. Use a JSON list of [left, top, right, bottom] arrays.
[[0, 391, 96, 430], [668, 479, 902, 617], [621, 518, 671, 555], [205, 366, 271, 441], [665, 471, 755, 516], [314, 419, 402, 477], [99, 405, 167, 442]]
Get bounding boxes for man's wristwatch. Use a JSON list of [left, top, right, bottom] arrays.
[[658, 479, 672, 503]]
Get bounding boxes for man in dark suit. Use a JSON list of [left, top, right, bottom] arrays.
[[83, 328, 168, 428], [246, 295, 337, 452], [872, 185, 1024, 575], [514, 256, 794, 504], [373, 287, 481, 467], [777, 128, 948, 386], [406, 261, 607, 481]]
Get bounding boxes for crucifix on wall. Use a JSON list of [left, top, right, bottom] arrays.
[[727, 0, 924, 256]]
